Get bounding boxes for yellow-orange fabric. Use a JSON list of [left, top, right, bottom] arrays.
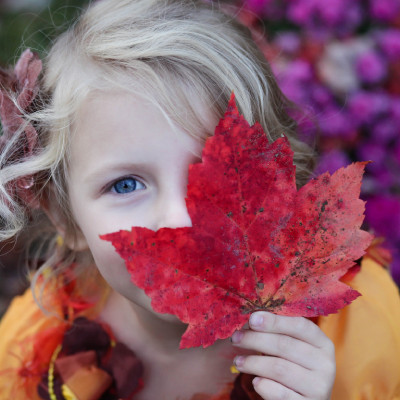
[[1, 257, 400, 399], [320, 256, 400, 399]]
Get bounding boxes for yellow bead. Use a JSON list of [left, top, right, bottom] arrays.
[[230, 365, 240, 374], [61, 384, 79, 400]]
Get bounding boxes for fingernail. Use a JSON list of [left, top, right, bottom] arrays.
[[250, 313, 263, 327], [231, 331, 244, 344], [253, 377, 261, 386], [234, 355, 245, 368]]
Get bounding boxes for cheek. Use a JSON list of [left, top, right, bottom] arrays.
[[87, 237, 154, 306], [89, 238, 133, 290]]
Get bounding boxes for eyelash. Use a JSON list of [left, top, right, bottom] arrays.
[[106, 176, 146, 195]]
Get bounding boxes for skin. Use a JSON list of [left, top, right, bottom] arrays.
[[66, 90, 335, 399]]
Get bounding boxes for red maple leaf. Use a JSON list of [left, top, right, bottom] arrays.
[[102, 94, 373, 349]]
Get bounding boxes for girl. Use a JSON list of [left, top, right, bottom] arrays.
[[0, 0, 399, 399]]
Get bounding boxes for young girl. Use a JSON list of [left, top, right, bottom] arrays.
[[0, 0, 400, 399]]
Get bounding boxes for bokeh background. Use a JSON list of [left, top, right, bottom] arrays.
[[1, 0, 399, 317]]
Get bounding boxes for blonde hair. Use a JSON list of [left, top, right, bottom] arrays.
[[0, 0, 315, 285]]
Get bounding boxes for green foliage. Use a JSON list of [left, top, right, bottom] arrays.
[[0, 0, 90, 66]]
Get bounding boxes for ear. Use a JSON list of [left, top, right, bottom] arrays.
[[41, 184, 89, 252]]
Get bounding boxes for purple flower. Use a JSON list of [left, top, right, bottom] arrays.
[[369, 167, 395, 190], [394, 141, 400, 165], [348, 91, 390, 126], [371, 118, 399, 143], [318, 107, 357, 140], [357, 140, 387, 165], [390, 96, 400, 125], [287, 0, 314, 26], [377, 29, 400, 61], [314, 149, 351, 175], [311, 85, 333, 108], [275, 60, 315, 104], [365, 195, 400, 241], [243, 0, 286, 19], [390, 257, 400, 285], [244, 0, 270, 14], [356, 50, 387, 85], [274, 32, 301, 55], [370, 0, 400, 23], [285, 59, 314, 82], [286, 0, 362, 37]]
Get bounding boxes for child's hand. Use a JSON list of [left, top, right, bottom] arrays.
[[231, 311, 335, 400]]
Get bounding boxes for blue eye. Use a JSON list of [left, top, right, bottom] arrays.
[[112, 177, 145, 194]]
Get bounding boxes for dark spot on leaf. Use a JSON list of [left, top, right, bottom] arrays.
[[265, 297, 285, 309], [227, 211, 233, 217], [151, 242, 155, 246], [257, 282, 264, 289], [259, 207, 264, 212], [321, 200, 328, 212]]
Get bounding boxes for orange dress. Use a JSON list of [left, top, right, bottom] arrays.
[[1, 256, 400, 399]]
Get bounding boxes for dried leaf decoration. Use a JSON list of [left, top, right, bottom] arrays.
[[102, 93, 373, 349]]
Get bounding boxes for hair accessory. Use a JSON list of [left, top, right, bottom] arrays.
[[0, 49, 42, 208]]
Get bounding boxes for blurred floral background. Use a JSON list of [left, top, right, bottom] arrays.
[[1, 0, 399, 316], [233, 0, 400, 283]]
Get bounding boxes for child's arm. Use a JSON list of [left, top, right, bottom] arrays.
[[231, 312, 335, 400]]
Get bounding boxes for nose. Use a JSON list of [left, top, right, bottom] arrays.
[[154, 192, 192, 230]]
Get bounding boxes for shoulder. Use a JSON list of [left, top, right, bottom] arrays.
[[319, 257, 400, 399]]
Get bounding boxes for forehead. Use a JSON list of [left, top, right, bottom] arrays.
[[68, 90, 215, 171], [72, 85, 218, 138]]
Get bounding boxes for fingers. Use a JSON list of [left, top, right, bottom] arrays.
[[230, 312, 336, 400], [234, 354, 313, 396], [247, 312, 334, 350], [231, 330, 321, 370], [252, 377, 303, 400]]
